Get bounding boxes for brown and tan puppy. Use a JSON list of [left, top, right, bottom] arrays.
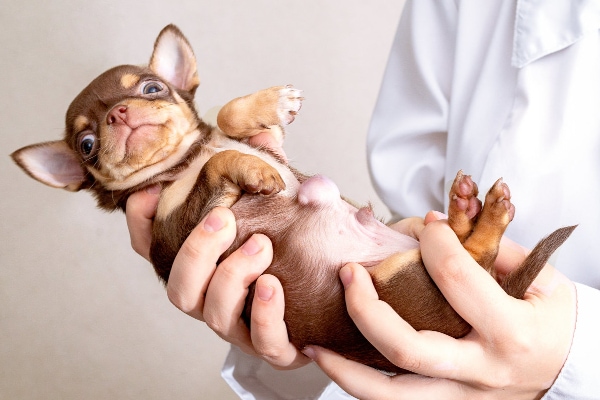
[[12, 25, 574, 373]]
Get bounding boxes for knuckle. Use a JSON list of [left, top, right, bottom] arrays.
[[251, 310, 274, 331], [387, 345, 422, 372], [178, 235, 206, 263], [216, 257, 245, 282], [256, 343, 288, 363], [433, 252, 469, 285], [479, 368, 514, 390], [502, 328, 535, 355], [204, 314, 226, 335], [130, 238, 143, 256], [345, 297, 371, 321], [166, 285, 202, 319]]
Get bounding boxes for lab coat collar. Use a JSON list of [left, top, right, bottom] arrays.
[[512, 0, 600, 68]]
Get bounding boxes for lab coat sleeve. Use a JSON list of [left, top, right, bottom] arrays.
[[221, 345, 354, 400], [367, 0, 457, 220], [542, 283, 600, 400]]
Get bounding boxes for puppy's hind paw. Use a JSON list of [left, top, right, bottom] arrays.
[[277, 85, 303, 126], [484, 178, 515, 224], [448, 171, 482, 242], [450, 171, 482, 219]]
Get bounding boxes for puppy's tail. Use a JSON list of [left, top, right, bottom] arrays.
[[501, 225, 577, 299]]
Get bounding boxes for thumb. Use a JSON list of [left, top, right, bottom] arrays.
[[126, 184, 161, 260]]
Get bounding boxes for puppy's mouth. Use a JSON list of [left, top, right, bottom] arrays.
[[122, 123, 162, 155]]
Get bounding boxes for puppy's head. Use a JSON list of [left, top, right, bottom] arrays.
[[12, 25, 203, 210]]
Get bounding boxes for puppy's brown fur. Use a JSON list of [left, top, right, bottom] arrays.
[[12, 25, 575, 373]]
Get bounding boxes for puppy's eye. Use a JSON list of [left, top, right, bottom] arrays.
[[78, 133, 98, 158], [142, 82, 164, 95]]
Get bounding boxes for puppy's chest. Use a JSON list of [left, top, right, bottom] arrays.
[[155, 137, 299, 221]]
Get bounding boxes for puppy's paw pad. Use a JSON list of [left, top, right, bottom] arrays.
[[485, 178, 515, 222], [450, 171, 481, 219], [277, 85, 303, 126]]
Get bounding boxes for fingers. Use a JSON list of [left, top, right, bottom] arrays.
[[125, 185, 161, 261], [202, 233, 274, 354], [250, 274, 310, 369], [419, 221, 516, 331], [424, 210, 447, 225], [303, 346, 396, 400], [304, 346, 461, 400], [166, 207, 237, 321], [340, 263, 467, 378], [388, 217, 425, 240]]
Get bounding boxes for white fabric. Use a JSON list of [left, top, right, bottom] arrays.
[[368, 0, 600, 287], [543, 283, 600, 400], [221, 345, 351, 399], [222, 0, 600, 397]]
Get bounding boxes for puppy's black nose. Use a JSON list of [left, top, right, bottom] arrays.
[[107, 105, 128, 125]]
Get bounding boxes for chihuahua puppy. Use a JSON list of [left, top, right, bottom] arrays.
[[12, 25, 574, 373]]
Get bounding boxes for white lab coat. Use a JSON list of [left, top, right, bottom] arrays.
[[222, 0, 600, 398]]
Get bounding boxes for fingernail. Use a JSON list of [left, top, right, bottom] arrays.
[[204, 210, 225, 232], [339, 265, 353, 288], [256, 283, 274, 301], [241, 235, 262, 256], [145, 184, 161, 195], [302, 346, 316, 360], [432, 210, 447, 220]]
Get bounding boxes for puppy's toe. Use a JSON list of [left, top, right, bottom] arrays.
[[241, 166, 286, 196], [484, 178, 515, 223], [277, 85, 303, 126]]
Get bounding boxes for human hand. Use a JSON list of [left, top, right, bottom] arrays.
[[303, 211, 577, 400], [125, 189, 308, 369], [388, 216, 425, 240]]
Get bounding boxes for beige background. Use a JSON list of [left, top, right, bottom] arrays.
[[1, 1, 405, 399]]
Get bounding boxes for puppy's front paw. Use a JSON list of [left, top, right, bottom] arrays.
[[238, 160, 286, 195]]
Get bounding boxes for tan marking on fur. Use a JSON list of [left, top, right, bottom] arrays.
[[121, 73, 141, 89], [369, 249, 421, 284], [156, 153, 213, 221], [73, 115, 90, 133], [216, 135, 300, 196], [217, 86, 285, 138]]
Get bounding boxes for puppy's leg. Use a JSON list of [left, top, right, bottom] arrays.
[[217, 85, 303, 140], [447, 171, 482, 243], [448, 172, 513, 274], [447, 171, 576, 298], [199, 150, 286, 208]]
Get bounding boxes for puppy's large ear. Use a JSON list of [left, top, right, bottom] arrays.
[[11, 141, 86, 192], [150, 24, 200, 94]]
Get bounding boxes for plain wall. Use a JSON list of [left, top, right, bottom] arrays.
[[0, 1, 405, 398]]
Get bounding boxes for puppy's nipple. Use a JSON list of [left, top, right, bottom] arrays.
[[298, 175, 341, 206]]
